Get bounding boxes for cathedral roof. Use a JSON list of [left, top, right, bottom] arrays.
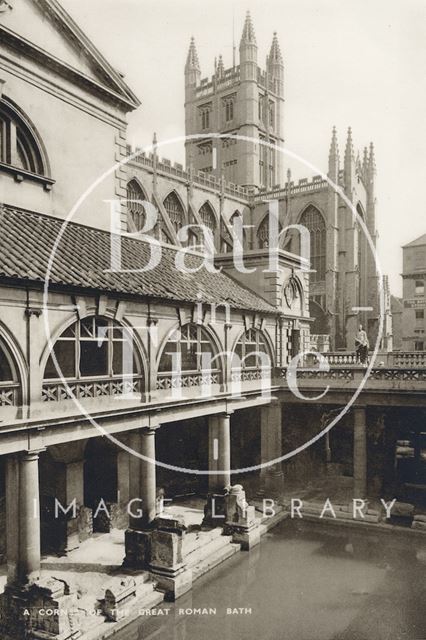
[[0, 205, 277, 314]]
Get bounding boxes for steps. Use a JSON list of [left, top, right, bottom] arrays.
[[184, 528, 240, 582]]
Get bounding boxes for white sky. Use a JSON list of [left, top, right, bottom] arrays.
[[62, 0, 426, 297]]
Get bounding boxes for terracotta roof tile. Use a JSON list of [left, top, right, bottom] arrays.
[[0, 206, 276, 314]]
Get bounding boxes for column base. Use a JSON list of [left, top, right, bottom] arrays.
[[228, 524, 261, 551], [264, 470, 284, 498]]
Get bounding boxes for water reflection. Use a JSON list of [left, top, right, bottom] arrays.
[[119, 521, 426, 640]]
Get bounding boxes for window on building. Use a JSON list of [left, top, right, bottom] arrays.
[[0, 340, 19, 406], [163, 191, 185, 233], [224, 98, 234, 122], [300, 205, 326, 282], [126, 179, 147, 232], [233, 329, 271, 369], [158, 323, 218, 373], [269, 101, 275, 128], [44, 317, 142, 381], [199, 202, 216, 234], [415, 309, 424, 321], [200, 106, 211, 130], [414, 341, 424, 351], [415, 280, 424, 296], [0, 98, 46, 175]]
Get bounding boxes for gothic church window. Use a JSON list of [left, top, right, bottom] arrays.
[[300, 205, 326, 282], [163, 191, 185, 233], [199, 202, 216, 233], [126, 179, 147, 232], [199, 105, 211, 130], [224, 98, 234, 122], [0, 98, 46, 175]]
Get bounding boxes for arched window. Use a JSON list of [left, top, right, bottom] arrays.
[[199, 202, 216, 233], [42, 317, 143, 401], [127, 179, 147, 232], [158, 323, 218, 374], [300, 206, 326, 282], [0, 339, 20, 406], [0, 98, 46, 175], [233, 329, 272, 370], [163, 191, 185, 234]]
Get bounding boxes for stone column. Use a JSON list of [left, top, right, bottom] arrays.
[[353, 406, 367, 499], [18, 452, 42, 584], [5, 452, 42, 586], [124, 427, 157, 568], [260, 402, 284, 496], [208, 413, 231, 492], [139, 427, 157, 527]]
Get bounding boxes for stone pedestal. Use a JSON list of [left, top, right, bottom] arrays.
[[224, 485, 260, 550], [123, 529, 151, 569], [149, 529, 192, 601]]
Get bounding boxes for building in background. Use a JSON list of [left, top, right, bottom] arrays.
[[402, 234, 426, 351]]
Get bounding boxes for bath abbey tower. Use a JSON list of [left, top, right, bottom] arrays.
[[182, 12, 392, 350], [185, 12, 285, 190]]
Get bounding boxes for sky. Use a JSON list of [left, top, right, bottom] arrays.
[[61, 0, 426, 296]]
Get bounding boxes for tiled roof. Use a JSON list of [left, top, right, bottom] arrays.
[[0, 206, 276, 314]]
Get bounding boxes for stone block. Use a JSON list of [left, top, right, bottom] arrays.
[[124, 529, 151, 569], [150, 529, 184, 574], [103, 577, 137, 622], [202, 493, 227, 528]]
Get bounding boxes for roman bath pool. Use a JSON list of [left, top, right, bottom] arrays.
[[117, 520, 426, 640]]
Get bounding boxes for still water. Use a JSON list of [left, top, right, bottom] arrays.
[[118, 521, 426, 640]]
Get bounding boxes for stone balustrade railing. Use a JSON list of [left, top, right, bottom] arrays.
[[42, 376, 143, 402], [307, 351, 426, 368], [0, 382, 19, 407]]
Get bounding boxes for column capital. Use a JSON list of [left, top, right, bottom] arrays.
[[140, 426, 158, 436], [20, 448, 45, 462]]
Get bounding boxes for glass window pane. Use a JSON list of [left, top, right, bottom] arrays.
[[181, 343, 197, 370], [80, 341, 108, 377], [0, 349, 13, 381], [44, 341, 76, 379], [159, 341, 178, 372]]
